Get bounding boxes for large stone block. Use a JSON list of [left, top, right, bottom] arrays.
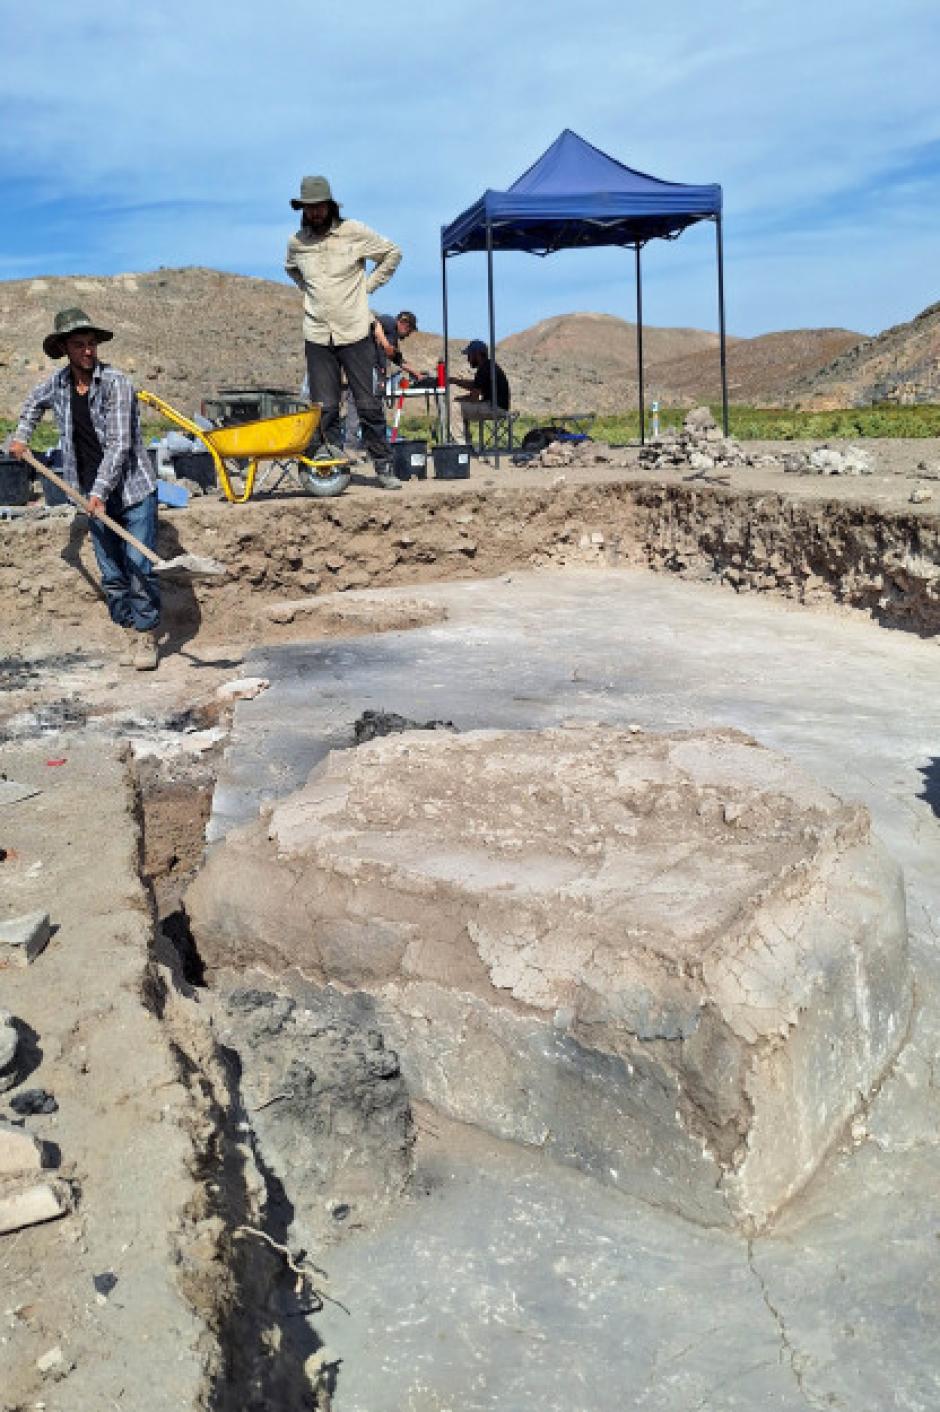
[[188, 726, 913, 1230]]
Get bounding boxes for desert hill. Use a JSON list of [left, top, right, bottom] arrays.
[[0, 265, 913, 421], [651, 328, 863, 406], [0, 268, 303, 420], [788, 300, 940, 408], [497, 313, 729, 415]]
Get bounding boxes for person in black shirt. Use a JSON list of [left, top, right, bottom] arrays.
[[449, 339, 511, 443], [371, 310, 421, 384], [10, 307, 160, 670]]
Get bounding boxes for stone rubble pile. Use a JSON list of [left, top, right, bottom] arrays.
[[783, 445, 874, 476], [637, 406, 777, 474], [0, 1007, 71, 1235], [527, 439, 619, 469]]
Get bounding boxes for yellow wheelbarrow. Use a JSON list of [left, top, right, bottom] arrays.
[[138, 389, 351, 503]]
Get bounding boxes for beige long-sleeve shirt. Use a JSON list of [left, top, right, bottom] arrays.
[[284, 218, 402, 346]]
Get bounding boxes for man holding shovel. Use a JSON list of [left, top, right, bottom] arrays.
[[10, 308, 161, 670]]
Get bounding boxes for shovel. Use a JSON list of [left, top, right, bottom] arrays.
[[21, 449, 226, 580]]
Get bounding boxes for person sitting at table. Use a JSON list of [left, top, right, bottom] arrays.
[[449, 339, 511, 442]]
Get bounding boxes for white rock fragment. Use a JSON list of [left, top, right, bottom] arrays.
[[0, 911, 52, 966], [36, 1346, 64, 1375], [0, 1010, 18, 1076], [0, 1180, 70, 1234], [0, 1119, 47, 1175], [216, 676, 270, 704]]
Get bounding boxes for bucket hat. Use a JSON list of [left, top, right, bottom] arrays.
[[43, 307, 113, 359], [291, 175, 338, 210]]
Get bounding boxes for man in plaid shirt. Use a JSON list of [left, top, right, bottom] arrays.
[[10, 308, 161, 670]]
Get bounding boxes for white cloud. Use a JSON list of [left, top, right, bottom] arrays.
[[3, 0, 938, 337]]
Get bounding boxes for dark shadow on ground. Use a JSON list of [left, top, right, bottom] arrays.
[[154, 517, 202, 658], [62, 512, 203, 660], [916, 758, 940, 818], [61, 513, 104, 604]]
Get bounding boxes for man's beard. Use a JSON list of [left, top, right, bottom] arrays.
[[302, 211, 331, 233]]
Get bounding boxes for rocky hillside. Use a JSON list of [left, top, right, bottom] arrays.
[[0, 268, 304, 420], [497, 313, 729, 415], [0, 266, 921, 420], [788, 301, 940, 408], [653, 328, 864, 407]]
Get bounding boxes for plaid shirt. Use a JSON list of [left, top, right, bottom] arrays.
[[14, 362, 155, 507]]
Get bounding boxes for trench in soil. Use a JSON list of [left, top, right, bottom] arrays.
[[6, 471, 937, 1408]]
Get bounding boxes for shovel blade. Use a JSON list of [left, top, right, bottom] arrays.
[[154, 553, 226, 580]]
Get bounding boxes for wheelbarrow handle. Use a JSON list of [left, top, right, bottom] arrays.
[[20, 448, 163, 568]]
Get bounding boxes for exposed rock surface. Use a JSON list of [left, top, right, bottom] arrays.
[[188, 725, 913, 1231], [213, 985, 414, 1244], [791, 298, 940, 407]]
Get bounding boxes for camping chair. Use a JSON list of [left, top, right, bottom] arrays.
[[461, 404, 519, 455]]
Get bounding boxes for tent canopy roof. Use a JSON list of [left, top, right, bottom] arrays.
[[441, 129, 722, 256]]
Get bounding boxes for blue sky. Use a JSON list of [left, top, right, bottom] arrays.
[[2, 0, 938, 340]]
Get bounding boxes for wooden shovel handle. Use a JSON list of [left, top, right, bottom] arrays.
[[20, 448, 163, 568]]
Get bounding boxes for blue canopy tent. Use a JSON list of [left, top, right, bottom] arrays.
[[440, 129, 728, 449]]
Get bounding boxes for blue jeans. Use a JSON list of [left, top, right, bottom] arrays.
[[89, 491, 161, 631]]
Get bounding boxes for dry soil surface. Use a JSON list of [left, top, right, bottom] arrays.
[[0, 442, 938, 1410]]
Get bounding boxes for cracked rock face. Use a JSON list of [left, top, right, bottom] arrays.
[[213, 986, 414, 1245], [188, 725, 912, 1231]]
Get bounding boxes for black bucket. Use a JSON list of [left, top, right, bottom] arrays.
[[0, 455, 31, 506], [390, 438, 428, 481], [172, 451, 216, 490], [431, 444, 471, 480]]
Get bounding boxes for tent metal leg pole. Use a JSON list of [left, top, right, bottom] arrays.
[[716, 215, 729, 436], [486, 221, 499, 467], [441, 244, 451, 444], [635, 244, 645, 446]]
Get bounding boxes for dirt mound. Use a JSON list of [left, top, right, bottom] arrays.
[[790, 300, 940, 408]]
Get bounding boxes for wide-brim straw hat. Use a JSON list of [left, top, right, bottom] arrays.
[[44, 307, 113, 359], [290, 174, 338, 210]]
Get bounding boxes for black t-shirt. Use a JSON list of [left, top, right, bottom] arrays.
[[71, 384, 103, 493], [472, 358, 510, 410]]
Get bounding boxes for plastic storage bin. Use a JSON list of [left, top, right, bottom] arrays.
[[391, 439, 428, 481], [172, 452, 216, 490], [0, 455, 31, 505], [37, 449, 70, 507], [431, 444, 471, 480]]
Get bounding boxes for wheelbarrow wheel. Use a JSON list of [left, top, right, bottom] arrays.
[[299, 466, 351, 498]]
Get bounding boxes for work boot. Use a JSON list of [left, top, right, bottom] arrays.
[[132, 630, 159, 672], [118, 626, 138, 666]]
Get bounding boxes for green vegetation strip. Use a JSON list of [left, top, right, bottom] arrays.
[[4, 405, 939, 454], [399, 404, 940, 443]]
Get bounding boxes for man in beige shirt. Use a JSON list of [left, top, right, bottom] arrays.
[[285, 174, 403, 489]]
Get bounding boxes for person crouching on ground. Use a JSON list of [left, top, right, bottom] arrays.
[[10, 308, 161, 670], [285, 174, 404, 489]]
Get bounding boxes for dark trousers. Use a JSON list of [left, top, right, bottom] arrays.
[[305, 337, 388, 465], [89, 490, 161, 631]]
